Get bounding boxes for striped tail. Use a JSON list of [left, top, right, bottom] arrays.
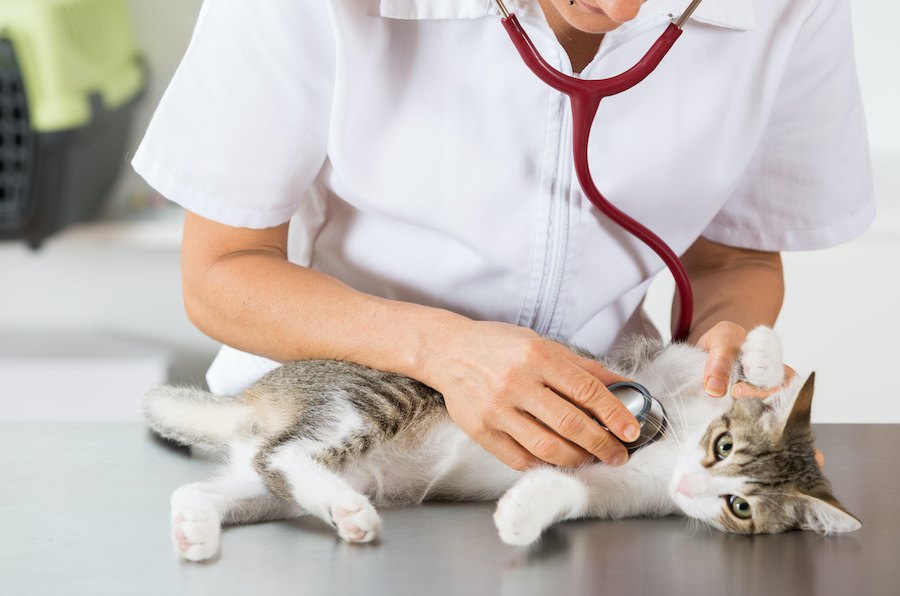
[[142, 385, 255, 450]]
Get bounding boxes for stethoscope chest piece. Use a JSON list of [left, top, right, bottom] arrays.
[[601, 382, 668, 453]]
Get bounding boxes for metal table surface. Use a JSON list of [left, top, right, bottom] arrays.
[[1, 422, 897, 596]]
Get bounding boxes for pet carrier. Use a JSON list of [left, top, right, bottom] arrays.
[[0, 0, 145, 248]]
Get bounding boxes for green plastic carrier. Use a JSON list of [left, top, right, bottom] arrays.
[[0, 0, 145, 247]]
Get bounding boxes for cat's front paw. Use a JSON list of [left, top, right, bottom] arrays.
[[494, 470, 588, 546], [494, 490, 546, 546], [172, 509, 221, 562], [740, 326, 785, 388], [329, 493, 381, 543]]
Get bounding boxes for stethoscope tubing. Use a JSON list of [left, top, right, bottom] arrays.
[[498, 14, 695, 342]]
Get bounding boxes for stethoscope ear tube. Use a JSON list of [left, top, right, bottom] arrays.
[[492, 2, 702, 342]]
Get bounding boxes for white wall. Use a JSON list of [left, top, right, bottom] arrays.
[[779, 1, 900, 422], [644, 3, 900, 423], [0, 0, 213, 385], [1, 1, 897, 421]]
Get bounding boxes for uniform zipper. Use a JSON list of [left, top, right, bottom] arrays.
[[533, 77, 574, 337]]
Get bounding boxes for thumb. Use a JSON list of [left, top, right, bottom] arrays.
[[698, 322, 747, 398], [704, 346, 739, 397]]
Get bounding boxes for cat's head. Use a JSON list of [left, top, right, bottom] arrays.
[[669, 373, 861, 535]]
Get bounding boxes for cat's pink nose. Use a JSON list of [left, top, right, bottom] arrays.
[[676, 473, 708, 497]]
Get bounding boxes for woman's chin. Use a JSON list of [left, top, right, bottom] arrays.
[[565, 0, 640, 33], [563, 13, 623, 34]]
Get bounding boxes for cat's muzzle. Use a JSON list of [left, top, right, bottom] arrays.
[[600, 382, 668, 453]]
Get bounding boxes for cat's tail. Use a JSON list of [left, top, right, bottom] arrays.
[[142, 385, 256, 450]]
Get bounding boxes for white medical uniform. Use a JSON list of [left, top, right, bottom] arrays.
[[133, 0, 875, 395]]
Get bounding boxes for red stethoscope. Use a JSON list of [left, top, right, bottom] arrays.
[[492, 0, 705, 342]]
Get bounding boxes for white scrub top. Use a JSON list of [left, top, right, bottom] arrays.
[[133, 0, 875, 396]]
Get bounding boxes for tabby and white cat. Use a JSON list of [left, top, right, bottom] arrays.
[[144, 327, 860, 561]]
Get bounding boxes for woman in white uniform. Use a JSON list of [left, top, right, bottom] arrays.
[[133, 0, 874, 470]]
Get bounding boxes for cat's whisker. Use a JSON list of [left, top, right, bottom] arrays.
[[645, 370, 686, 428], [682, 515, 703, 539], [642, 368, 689, 448]]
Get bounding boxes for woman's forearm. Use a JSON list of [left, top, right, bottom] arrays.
[[180, 213, 467, 380], [676, 237, 785, 344]]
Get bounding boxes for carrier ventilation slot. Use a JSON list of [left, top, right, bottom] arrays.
[[0, 38, 34, 225]]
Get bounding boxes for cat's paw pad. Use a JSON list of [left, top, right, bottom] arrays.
[[494, 490, 545, 546], [329, 494, 381, 543], [740, 326, 784, 388], [172, 509, 221, 562]]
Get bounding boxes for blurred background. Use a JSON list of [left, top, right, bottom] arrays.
[[0, 0, 897, 422]]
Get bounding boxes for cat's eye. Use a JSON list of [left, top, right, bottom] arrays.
[[714, 432, 734, 460], [727, 495, 752, 519]]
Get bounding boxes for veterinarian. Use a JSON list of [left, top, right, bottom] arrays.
[[133, 0, 873, 471]]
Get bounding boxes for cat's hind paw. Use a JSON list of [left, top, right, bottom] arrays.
[[329, 494, 381, 543], [172, 509, 221, 562], [740, 326, 785, 389]]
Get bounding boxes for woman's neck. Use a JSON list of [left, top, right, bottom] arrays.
[[537, 0, 605, 73]]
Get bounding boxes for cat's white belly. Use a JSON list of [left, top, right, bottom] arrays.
[[421, 425, 523, 501], [344, 420, 521, 506]]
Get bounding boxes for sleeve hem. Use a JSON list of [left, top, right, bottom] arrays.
[[701, 198, 877, 252], [131, 147, 300, 230]]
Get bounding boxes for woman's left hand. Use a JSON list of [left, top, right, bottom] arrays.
[[695, 321, 823, 468], [695, 321, 795, 398]]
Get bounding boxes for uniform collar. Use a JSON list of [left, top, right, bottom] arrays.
[[376, 0, 755, 31]]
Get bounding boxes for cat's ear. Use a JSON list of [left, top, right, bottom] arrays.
[[764, 372, 815, 434], [796, 492, 862, 534], [784, 372, 815, 431]]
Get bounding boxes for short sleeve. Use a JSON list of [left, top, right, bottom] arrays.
[[132, 0, 335, 229], [702, 0, 876, 251]]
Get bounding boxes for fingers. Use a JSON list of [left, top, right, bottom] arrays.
[[521, 388, 629, 466], [436, 327, 641, 471], [732, 365, 796, 398], [542, 356, 641, 445], [698, 322, 747, 397], [480, 430, 542, 472], [495, 408, 599, 468], [815, 449, 825, 469]]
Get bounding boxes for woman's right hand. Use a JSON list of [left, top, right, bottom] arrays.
[[419, 318, 642, 470]]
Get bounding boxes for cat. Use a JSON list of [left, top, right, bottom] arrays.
[[143, 326, 860, 561]]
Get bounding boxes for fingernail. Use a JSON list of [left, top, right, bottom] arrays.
[[624, 424, 641, 442], [706, 377, 727, 397], [609, 452, 628, 466]]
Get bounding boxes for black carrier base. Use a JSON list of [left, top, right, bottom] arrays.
[[0, 37, 142, 249]]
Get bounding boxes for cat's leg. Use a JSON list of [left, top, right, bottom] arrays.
[[254, 438, 382, 543], [493, 467, 589, 546], [740, 326, 785, 388], [494, 465, 675, 546], [171, 442, 299, 561]]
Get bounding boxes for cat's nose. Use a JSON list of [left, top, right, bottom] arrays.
[[676, 472, 709, 497]]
